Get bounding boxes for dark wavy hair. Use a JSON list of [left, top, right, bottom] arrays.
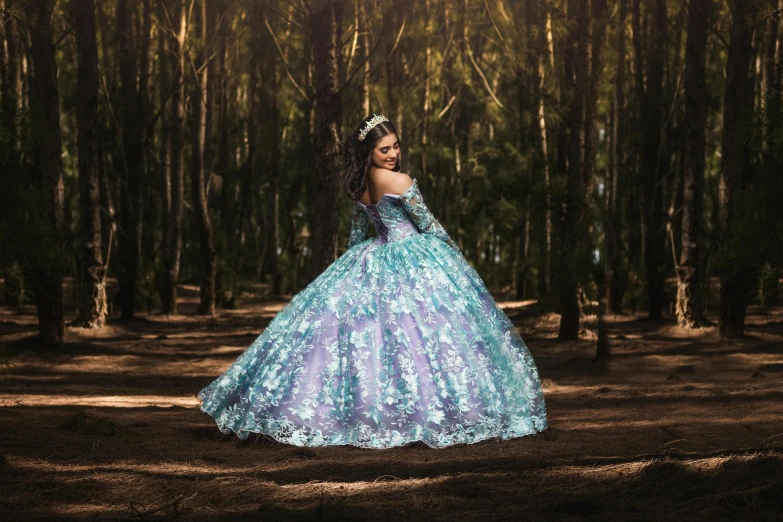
[[341, 115, 401, 201]]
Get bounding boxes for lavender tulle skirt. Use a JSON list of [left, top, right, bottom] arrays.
[[197, 232, 547, 449]]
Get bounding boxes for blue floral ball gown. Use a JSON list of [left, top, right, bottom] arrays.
[[197, 178, 548, 448]]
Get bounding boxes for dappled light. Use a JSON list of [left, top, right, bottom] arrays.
[[1, 297, 781, 519], [3, 0, 783, 518]]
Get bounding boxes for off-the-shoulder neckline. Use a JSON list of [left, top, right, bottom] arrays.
[[358, 178, 417, 207]]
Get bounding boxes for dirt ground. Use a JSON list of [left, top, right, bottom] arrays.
[[1, 283, 782, 521]]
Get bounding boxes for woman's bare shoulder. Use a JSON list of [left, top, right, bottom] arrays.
[[379, 172, 414, 195]]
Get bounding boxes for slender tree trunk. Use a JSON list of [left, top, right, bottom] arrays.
[[1, 0, 22, 151], [719, 0, 761, 338], [23, 0, 65, 345], [162, 0, 185, 314], [260, 8, 281, 298], [582, 0, 609, 354], [420, 0, 431, 188], [309, 0, 344, 280], [558, 0, 589, 340], [626, 0, 645, 317], [93, 6, 116, 294], [677, 0, 709, 328], [266, 134, 282, 297], [760, 0, 781, 309], [763, 0, 781, 148], [385, 2, 406, 139], [242, 13, 260, 276], [190, 0, 217, 315], [2, 0, 24, 307], [583, 0, 609, 194], [359, 0, 371, 115], [115, 0, 151, 319], [606, 0, 627, 315], [640, 0, 667, 320], [73, 0, 107, 328], [527, 0, 551, 300], [157, 0, 172, 310]]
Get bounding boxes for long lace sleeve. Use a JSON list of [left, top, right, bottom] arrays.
[[399, 178, 460, 252], [347, 200, 370, 248]]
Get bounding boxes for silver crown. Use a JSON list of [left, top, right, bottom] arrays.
[[358, 114, 389, 141]]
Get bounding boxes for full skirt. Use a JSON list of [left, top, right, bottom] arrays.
[[197, 233, 548, 449]]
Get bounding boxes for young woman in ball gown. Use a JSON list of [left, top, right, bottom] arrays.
[[197, 115, 548, 449]]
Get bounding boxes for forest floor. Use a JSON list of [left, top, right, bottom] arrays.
[[1, 282, 782, 521]]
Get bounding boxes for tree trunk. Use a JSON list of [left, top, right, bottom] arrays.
[[74, 0, 107, 328], [162, 0, 185, 314], [1, 0, 22, 151], [385, 2, 406, 139], [558, 0, 589, 340], [583, 0, 609, 195], [763, 0, 781, 150], [676, 0, 709, 328], [260, 7, 282, 298], [157, 0, 171, 311], [359, 0, 371, 115], [115, 0, 151, 320], [605, 0, 627, 315], [2, 0, 24, 308], [23, 0, 65, 345], [639, 0, 667, 320], [526, 0, 552, 300], [308, 0, 344, 281], [719, 0, 761, 338], [625, 0, 645, 317], [190, 0, 217, 315], [420, 0, 431, 189]]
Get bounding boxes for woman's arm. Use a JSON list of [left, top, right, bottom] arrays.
[[399, 178, 460, 252]]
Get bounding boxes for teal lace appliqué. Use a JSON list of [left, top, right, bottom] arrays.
[[399, 179, 460, 253], [348, 201, 370, 248]]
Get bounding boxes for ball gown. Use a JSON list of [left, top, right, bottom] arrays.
[[197, 178, 548, 449]]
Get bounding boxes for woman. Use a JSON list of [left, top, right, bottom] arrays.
[[197, 114, 548, 449]]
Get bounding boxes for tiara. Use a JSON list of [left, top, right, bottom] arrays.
[[358, 114, 389, 141]]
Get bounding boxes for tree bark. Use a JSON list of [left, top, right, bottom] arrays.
[[1, 0, 22, 151], [309, 0, 344, 281], [526, 0, 552, 300], [420, 0, 431, 189], [719, 0, 761, 338], [260, 7, 282, 298], [360, 0, 371, 115], [605, 0, 627, 315], [73, 0, 107, 328], [583, 0, 609, 196], [385, 1, 406, 139], [157, 0, 171, 311], [558, 0, 589, 340], [640, 0, 667, 320], [676, 0, 709, 328], [115, 0, 151, 320], [190, 0, 217, 315], [23, 0, 65, 345], [162, 0, 185, 314]]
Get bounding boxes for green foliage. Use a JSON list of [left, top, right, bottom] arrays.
[[3, 0, 781, 320]]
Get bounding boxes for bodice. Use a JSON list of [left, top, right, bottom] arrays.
[[358, 194, 420, 243]]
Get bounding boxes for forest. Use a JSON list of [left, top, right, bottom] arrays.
[[1, 0, 782, 519], [2, 0, 783, 342]]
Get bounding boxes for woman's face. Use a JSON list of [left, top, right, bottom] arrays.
[[371, 134, 400, 170]]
